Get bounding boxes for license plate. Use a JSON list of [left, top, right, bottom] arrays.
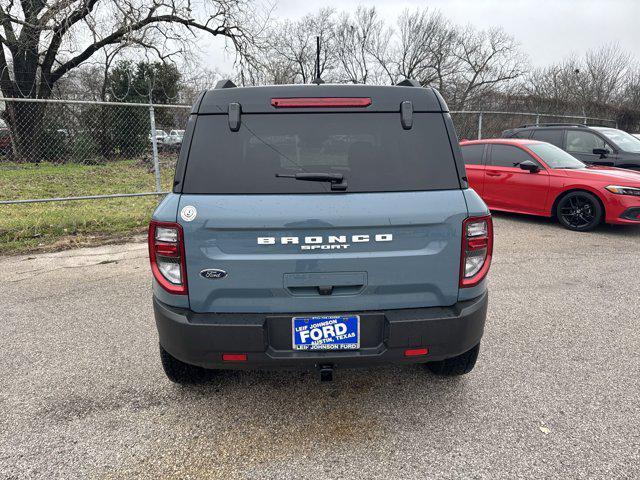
[[292, 315, 360, 351]]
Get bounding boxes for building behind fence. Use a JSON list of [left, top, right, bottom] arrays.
[[0, 97, 617, 205]]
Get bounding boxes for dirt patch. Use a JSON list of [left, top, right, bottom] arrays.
[[1, 231, 147, 256]]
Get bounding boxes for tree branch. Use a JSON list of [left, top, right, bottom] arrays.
[[41, 0, 101, 79], [50, 13, 238, 85], [0, 5, 18, 51]]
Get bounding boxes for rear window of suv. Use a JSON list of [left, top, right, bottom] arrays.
[[182, 113, 460, 194]]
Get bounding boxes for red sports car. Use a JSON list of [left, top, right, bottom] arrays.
[[460, 139, 640, 231]]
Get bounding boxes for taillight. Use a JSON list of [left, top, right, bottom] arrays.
[[460, 215, 493, 288], [271, 97, 372, 108], [148, 220, 188, 295]]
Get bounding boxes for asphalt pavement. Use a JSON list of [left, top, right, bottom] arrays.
[[1, 213, 639, 479]]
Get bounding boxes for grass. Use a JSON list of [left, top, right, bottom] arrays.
[[0, 159, 174, 255]]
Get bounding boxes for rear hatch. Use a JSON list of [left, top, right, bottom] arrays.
[[177, 101, 467, 314]]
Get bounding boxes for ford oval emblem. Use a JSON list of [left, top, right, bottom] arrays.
[[200, 269, 227, 280]]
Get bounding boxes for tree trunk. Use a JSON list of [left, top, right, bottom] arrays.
[[5, 101, 51, 163], [0, 69, 61, 163]]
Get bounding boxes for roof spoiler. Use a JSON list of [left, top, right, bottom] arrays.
[[395, 78, 421, 88], [215, 79, 237, 89]]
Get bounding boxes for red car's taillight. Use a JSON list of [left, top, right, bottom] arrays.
[[460, 215, 493, 288], [148, 220, 188, 295]]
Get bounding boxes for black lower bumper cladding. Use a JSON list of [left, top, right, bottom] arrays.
[[154, 291, 488, 370], [620, 207, 640, 221]]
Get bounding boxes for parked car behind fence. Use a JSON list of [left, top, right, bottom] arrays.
[[164, 129, 185, 150]]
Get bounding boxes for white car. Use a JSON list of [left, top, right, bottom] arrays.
[[165, 129, 185, 148], [149, 129, 168, 145]]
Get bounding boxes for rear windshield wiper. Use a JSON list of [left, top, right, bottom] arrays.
[[275, 172, 347, 191]]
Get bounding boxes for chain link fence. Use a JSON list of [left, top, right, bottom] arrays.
[[0, 98, 191, 201], [0, 97, 617, 253], [0, 98, 191, 252], [0, 98, 618, 204]]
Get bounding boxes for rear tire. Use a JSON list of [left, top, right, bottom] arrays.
[[159, 344, 213, 384], [426, 343, 480, 376], [555, 191, 603, 231]]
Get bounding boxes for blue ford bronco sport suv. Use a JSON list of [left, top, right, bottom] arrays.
[[149, 79, 492, 383]]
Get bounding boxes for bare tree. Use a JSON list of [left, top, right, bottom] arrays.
[[447, 26, 525, 109], [180, 65, 226, 103], [367, 9, 524, 108], [582, 44, 630, 106], [0, 0, 261, 160], [272, 8, 336, 84], [526, 43, 632, 116], [237, 39, 299, 86], [239, 7, 336, 86], [394, 9, 455, 86], [368, 9, 446, 85], [334, 7, 383, 84], [239, 5, 525, 102], [525, 59, 584, 113], [621, 66, 640, 111], [366, 21, 395, 84]]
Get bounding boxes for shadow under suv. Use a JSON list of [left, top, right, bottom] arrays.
[[501, 124, 640, 171]]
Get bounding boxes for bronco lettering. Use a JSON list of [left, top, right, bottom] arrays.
[[257, 234, 392, 245], [257, 233, 393, 250]]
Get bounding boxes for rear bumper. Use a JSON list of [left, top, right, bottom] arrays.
[[154, 291, 488, 370]]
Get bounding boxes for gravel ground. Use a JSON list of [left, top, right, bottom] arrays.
[[1, 213, 639, 479]]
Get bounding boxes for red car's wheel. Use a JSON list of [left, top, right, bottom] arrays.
[[556, 191, 603, 231]]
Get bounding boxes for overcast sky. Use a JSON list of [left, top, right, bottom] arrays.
[[203, 0, 640, 75]]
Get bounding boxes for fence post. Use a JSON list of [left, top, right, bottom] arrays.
[[535, 114, 540, 126], [477, 112, 483, 140], [149, 104, 162, 193]]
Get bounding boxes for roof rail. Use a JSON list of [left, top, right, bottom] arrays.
[[396, 78, 421, 88], [518, 123, 589, 129], [214, 79, 237, 89]]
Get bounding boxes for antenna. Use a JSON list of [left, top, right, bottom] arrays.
[[312, 36, 324, 85]]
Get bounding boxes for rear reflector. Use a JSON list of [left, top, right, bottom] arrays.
[[222, 353, 247, 362], [271, 97, 372, 108], [404, 348, 429, 357]]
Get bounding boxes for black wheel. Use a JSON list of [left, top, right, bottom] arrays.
[[159, 344, 214, 384], [556, 191, 603, 231], [426, 343, 480, 376]]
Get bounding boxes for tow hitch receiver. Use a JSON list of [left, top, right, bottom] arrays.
[[319, 364, 334, 382]]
